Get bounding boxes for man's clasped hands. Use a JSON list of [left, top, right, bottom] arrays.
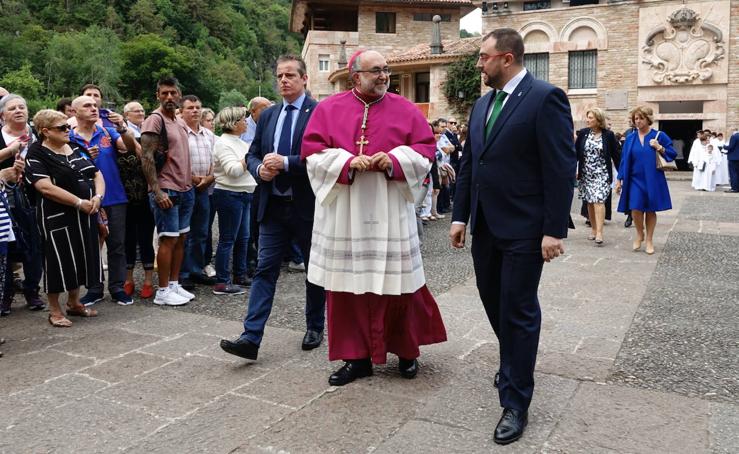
[[349, 152, 391, 172]]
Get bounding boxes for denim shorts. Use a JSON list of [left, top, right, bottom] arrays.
[[149, 188, 195, 237]]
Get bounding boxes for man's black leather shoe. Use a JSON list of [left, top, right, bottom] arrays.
[[301, 329, 323, 350], [725, 189, 739, 193], [190, 273, 216, 286], [220, 338, 259, 360], [494, 371, 500, 388], [494, 408, 528, 445], [180, 278, 196, 291], [398, 358, 418, 379], [624, 214, 633, 228], [328, 359, 372, 386]]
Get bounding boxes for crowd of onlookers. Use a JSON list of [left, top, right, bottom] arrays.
[[415, 117, 466, 241], [0, 75, 467, 350], [1, 74, 735, 339], [0, 79, 307, 331]]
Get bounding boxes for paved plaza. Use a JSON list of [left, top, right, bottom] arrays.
[[0, 178, 737, 453]]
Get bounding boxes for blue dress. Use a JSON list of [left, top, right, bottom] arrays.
[[617, 129, 677, 213]]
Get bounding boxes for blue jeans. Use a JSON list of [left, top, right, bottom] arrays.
[[212, 189, 251, 284], [241, 196, 325, 345], [149, 188, 195, 237], [180, 189, 210, 279], [289, 241, 303, 264], [205, 192, 217, 265]]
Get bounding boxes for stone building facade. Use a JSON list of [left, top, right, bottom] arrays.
[[291, 0, 475, 104], [328, 37, 482, 119], [479, 0, 737, 141]]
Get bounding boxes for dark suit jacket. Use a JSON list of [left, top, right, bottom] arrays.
[[576, 127, 621, 184], [247, 95, 318, 223], [444, 129, 462, 168], [452, 72, 576, 240], [726, 132, 739, 161]]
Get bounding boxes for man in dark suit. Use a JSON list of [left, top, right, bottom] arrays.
[[724, 130, 739, 193], [443, 117, 463, 210], [220, 55, 325, 360], [449, 29, 576, 445]]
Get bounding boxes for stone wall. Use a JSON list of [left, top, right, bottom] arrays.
[[302, 5, 464, 101], [302, 31, 359, 100], [729, 0, 739, 131], [357, 6, 461, 56], [481, 0, 737, 133]]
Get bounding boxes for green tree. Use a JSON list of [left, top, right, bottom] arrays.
[[0, 63, 44, 98], [443, 53, 481, 116], [218, 89, 248, 110], [44, 26, 122, 100], [119, 34, 189, 106], [0, 0, 303, 110], [460, 29, 481, 38]]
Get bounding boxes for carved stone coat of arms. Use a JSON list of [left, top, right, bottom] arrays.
[[642, 7, 725, 84]]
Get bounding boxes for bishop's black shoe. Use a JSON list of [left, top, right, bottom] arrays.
[[494, 408, 528, 445], [328, 359, 373, 386], [398, 357, 418, 379], [219, 338, 259, 360]]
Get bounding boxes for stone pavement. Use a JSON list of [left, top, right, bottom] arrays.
[[0, 179, 737, 453]]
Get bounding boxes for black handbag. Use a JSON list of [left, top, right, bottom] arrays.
[[5, 184, 34, 263]]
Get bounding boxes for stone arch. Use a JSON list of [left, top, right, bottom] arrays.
[[519, 21, 556, 53], [560, 17, 607, 49]]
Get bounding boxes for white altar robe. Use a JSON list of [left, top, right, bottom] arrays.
[[713, 138, 730, 185], [306, 145, 431, 296], [688, 139, 721, 191]]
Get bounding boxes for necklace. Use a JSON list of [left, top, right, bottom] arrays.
[[47, 143, 72, 164], [350, 89, 386, 155]]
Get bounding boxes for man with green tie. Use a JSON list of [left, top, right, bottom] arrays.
[[449, 28, 576, 445]]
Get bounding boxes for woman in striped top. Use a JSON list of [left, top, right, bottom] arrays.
[[0, 159, 24, 317], [25, 110, 105, 327]]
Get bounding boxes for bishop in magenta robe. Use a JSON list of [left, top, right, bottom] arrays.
[[301, 50, 447, 386]]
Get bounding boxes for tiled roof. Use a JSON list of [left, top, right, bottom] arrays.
[[370, 0, 474, 4], [387, 37, 482, 63]]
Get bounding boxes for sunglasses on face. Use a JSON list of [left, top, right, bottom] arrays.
[[49, 124, 71, 132]]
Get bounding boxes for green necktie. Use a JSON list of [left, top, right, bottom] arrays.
[[485, 90, 508, 140]]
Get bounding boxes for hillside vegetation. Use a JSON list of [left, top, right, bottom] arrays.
[[0, 0, 303, 111]]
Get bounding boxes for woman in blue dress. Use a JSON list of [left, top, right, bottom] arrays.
[[615, 106, 676, 255]]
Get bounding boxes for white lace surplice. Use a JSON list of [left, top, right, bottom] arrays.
[[306, 146, 431, 295]]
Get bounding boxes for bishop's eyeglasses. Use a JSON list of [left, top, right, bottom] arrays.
[[355, 66, 392, 76]]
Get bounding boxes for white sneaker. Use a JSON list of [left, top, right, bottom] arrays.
[[174, 284, 195, 301], [153, 288, 190, 306], [287, 262, 306, 272], [204, 264, 216, 277]]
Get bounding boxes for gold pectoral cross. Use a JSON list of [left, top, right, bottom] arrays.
[[356, 135, 369, 155], [351, 88, 385, 157]]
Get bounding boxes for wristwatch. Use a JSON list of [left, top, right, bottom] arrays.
[[94, 194, 104, 201]]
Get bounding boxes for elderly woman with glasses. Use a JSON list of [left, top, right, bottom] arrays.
[[0, 93, 46, 314], [25, 109, 105, 327]]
